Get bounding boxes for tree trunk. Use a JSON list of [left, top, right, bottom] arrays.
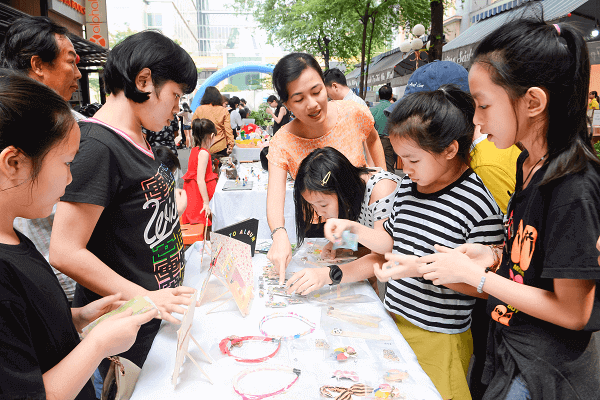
[[363, 13, 377, 100], [323, 36, 331, 70], [428, 0, 444, 61], [358, 2, 370, 99]]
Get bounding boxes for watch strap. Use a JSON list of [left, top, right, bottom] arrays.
[[328, 265, 343, 285]]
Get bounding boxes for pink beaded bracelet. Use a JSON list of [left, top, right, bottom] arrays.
[[233, 365, 301, 400]]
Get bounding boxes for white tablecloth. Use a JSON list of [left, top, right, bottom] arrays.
[[232, 145, 262, 162], [130, 241, 441, 400], [210, 162, 297, 242]]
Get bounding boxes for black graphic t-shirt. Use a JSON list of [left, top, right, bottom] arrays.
[[62, 119, 184, 305], [0, 230, 95, 399], [483, 151, 600, 399]]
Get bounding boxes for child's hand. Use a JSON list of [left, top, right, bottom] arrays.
[[201, 202, 211, 217], [72, 293, 124, 333], [320, 241, 337, 260], [430, 244, 494, 269], [286, 267, 331, 295], [417, 247, 478, 286], [374, 253, 420, 282], [324, 219, 355, 245], [143, 286, 198, 324], [85, 308, 158, 358]]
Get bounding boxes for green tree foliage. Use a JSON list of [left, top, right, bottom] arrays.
[[235, 0, 430, 97], [222, 83, 240, 92], [235, 0, 361, 69], [108, 24, 138, 48]]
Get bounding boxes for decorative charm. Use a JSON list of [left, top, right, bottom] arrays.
[[383, 349, 399, 362], [383, 369, 409, 382], [259, 290, 264, 298], [332, 346, 357, 362], [315, 339, 330, 349], [332, 370, 359, 382], [373, 384, 404, 399], [332, 328, 343, 334], [287, 298, 303, 305]]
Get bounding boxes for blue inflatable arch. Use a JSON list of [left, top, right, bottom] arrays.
[[191, 62, 275, 111]]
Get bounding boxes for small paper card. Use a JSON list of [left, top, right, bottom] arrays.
[[81, 296, 158, 337]]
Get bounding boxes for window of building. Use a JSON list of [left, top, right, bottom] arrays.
[[146, 13, 163, 29]]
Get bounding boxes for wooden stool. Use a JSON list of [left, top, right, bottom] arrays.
[[181, 223, 205, 246]]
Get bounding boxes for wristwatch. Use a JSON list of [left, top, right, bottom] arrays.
[[327, 265, 343, 285]]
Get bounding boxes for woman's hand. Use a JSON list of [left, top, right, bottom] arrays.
[[286, 267, 331, 295], [417, 246, 481, 286], [143, 286, 198, 324], [320, 241, 337, 260], [373, 253, 421, 282], [85, 308, 159, 358], [201, 202, 211, 218], [72, 293, 124, 333], [323, 218, 356, 244], [267, 230, 292, 284]]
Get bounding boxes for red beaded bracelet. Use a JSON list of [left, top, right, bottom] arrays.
[[219, 336, 281, 363]]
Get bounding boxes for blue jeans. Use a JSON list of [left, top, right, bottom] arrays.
[[505, 374, 531, 400], [92, 368, 103, 399]]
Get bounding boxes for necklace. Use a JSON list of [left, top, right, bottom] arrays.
[[219, 336, 281, 363], [233, 365, 301, 400], [522, 154, 546, 188], [259, 312, 315, 341]]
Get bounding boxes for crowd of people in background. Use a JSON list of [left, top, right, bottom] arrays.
[[2, 8, 600, 400]]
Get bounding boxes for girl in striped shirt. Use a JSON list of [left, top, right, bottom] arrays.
[[325, 85, 504, 400]]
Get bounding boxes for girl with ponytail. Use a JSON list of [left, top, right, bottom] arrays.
[[324, 84, 505, 399], [419, 18, 600, 399], [181, 118, 218, 225]]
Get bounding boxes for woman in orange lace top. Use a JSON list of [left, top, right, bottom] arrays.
[[266, 52, 385, 283]]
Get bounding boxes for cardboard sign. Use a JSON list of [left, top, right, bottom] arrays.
[[592, 109, 600, 127], [210, 232, 254, 317], [215, 218, 259, 256]]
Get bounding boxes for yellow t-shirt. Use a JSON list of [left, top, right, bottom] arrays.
[[589, 99, 599, 110], [470, 138, 521, 214]]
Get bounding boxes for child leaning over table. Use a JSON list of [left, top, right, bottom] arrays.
[[324, 85, 504, 400]]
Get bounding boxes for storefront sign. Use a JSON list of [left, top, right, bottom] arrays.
[[85, 0, 108, 48], [48, 0, 85, 24], [442, 44, 476, 68]]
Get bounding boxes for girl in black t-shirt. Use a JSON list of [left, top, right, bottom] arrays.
[[0, 74, 157, 399], [266, 94, 290, 134], [419, 18, 600, 399]]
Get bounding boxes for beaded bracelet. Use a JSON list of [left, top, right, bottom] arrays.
[[219, 336, 281, 363], [233, 365, 301, 400], [259, 312, 316, 341]]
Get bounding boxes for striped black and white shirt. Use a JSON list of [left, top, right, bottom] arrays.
[[383, 169, 504, 334]]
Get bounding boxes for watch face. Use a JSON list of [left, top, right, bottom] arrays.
[[329, 265, 343, 285]]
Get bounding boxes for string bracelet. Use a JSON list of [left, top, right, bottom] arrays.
[[259, 312, 316, 341], [320, 383, 373, 399], [487, 243, 504, 273], [219, 336, 281, 363], [233, 365, 301, 400]]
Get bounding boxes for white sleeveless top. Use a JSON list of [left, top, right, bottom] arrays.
[[357, 169, 402, 228]]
